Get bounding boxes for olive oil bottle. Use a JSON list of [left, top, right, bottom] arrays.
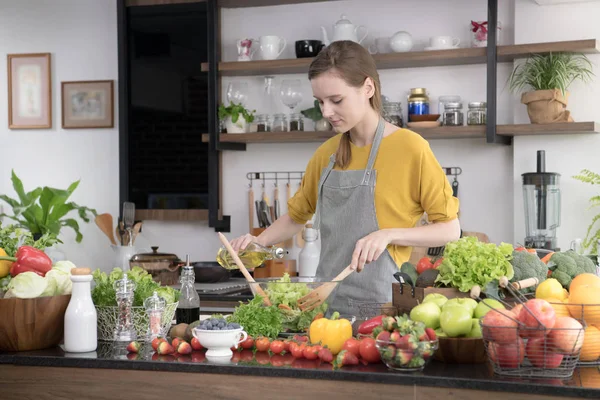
[[216, 242, 286, 270]]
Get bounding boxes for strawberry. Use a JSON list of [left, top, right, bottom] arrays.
[[371, 326, 384, 338], [396, 335, 410, 350], [425, 327, 437, 341], [190, 337, 203, 351], [407, 335, 420, 351], [171, 338, 183, 349], [389, 331, 402, 347], [157, 341, 175, 355], [332, 350, 359, 369], [126, 341, 140, 353], [151, 337, 167, 351], [376, 330, 391, 342], [380, 344, 396, 360], [177, 342, 192, 355], [395, 349, 413, 366], [381, 316, 396, 331], [418, 341, 434, 360], [318, 346, 333, 363]]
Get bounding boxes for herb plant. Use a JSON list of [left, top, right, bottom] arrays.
[[573, 169, 600, 253], [218, 102, 255, 123]]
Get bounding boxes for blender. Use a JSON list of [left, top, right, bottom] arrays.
[[522, 150, 561, 250]]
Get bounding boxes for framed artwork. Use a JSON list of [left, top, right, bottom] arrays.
[[61, 80, 114, 129], [8, 53, 52, 129]]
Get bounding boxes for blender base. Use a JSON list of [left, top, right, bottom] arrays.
[[525, 237, 559, 251]]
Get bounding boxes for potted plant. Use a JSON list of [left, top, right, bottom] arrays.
[[218, 102, 255, 134], [573, 169, 600, 256], [301, 100, 331, 131], [508, 52, 594, 124], [0, 170, 97, 244]]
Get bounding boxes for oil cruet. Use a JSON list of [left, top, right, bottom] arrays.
[[113, 274, 137, 342], [144, 291, 166, 342]]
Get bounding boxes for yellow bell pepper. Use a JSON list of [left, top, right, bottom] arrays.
[[0, 248, 11, 279], [309, 312, 353, 355]]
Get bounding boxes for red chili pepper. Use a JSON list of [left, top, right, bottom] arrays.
[[357, 315, 385, 335], [0, 246, 53, 277]]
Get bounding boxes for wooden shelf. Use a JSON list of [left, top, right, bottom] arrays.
[[200, 39, 599, 77], [201, 122, 600, 144], [218, 0, 337, 7], [135, 209, 208, 221]]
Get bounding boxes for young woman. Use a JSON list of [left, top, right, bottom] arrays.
[[231, 40, 460, 315]]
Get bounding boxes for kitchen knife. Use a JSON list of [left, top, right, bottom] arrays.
[[249, 186, 255, 232], [283, 183, 294, 248], [255, 200, 264, 228], [274, 185, 280, 220]]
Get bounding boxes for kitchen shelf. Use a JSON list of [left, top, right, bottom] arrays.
[[200, 39, 599, 77], [201, 122, 600, 144], [218, 0, 337, 7], [135, 209, 208, 221]]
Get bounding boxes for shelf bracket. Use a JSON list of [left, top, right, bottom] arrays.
[[486, 0, 512, 145]]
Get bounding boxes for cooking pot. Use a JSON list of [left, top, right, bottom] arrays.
[[130, 246, 181, 285]]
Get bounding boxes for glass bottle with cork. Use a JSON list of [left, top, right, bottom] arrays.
[[176, 255, 200, 324], [216, 242, 287, 270]]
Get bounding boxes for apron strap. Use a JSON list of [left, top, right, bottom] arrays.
[[313, 154, 336, 230], [362, 118, 386, 185]]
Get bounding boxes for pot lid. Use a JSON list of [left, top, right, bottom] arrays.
[[130, 246, 180, 263], [335, 14, 354, 26]]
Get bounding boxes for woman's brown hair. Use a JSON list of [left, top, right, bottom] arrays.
[[308, 40, 382, 169]]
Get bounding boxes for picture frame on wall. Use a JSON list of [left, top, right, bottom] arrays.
[[61, 80, 114, 129], [7, 53, 52, 129]]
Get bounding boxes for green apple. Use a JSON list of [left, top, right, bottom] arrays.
[[422, 293, 448, 309], [410, 302, 441, 329], [435, 328, 448, 338], [474, 298, 506, 319], [442, 298, 478, 317], [465, 318, 483, 338], [440, 306, 473, 337]]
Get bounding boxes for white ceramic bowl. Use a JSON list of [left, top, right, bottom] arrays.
[[192, 327, 248, 357]]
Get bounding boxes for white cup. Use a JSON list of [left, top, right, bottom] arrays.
[[368, 37, 391, 54], [259, 35, 287, 60], [430, 36, 460, 49]]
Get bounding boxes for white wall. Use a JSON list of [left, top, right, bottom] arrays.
[[1, 0, 597, 271]]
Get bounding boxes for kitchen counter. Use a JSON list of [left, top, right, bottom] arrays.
[[1, 342, 599, 400]]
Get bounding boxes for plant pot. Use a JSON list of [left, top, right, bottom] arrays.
[[314, 118, 332, 131], [521, 89, 574, 124], [224, 116, 248, 134]]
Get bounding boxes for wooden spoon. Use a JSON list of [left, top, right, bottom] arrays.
[[95, 213, 117, 245], [132, 222, 143, 245], [217, 232, 271, 306]]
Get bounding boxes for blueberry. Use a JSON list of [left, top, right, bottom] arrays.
[[221, 327, 229, 330], [218, 322, 225, 328], [230, 323, 240, 329]]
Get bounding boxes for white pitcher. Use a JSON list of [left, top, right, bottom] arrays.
[[259, 36, 286, 60]]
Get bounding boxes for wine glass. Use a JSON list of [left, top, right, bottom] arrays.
[[280, 79, 303, 113], [226, 81, 249, 106]]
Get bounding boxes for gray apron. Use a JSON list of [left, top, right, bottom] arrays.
[[313, 118, 398, 316]]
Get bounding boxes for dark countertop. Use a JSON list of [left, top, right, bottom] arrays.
[[1, 342, 599, 398]]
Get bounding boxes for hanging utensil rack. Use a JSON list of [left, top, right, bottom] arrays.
[[246, 171, 305, 185]]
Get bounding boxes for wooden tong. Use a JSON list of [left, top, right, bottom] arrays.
[[297, 265, 355, 312], [217, 232, 271, 306]]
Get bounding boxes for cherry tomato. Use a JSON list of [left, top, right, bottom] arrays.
[[359, 338, 381, 363], [342, 338, 361, 358], [303, 345, 320, 360], [290, 342, 305, 358], [416, 257, 435, 274], [255, 337, 271, 352], [240, 336, 254, 350], [270, 340, 285, 355], [433, 257, 443, 268], [282, 339, 291, 353]]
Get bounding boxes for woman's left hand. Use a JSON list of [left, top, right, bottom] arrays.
[[349, 230, 391, 272]]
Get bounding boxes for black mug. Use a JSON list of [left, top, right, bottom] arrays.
[[295, 40, 325, 58]]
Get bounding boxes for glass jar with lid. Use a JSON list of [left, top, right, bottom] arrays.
[[253, 114, 271, 132], [443, 102, 464, 126], [272, 114, 288, 132], [289, 113, 304, 131], [382, 101, 404, 127], [467, 102, 487, 125], [408, 88, 430, 121]]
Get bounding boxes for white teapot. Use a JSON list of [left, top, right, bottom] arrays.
[[321, 14, 368, 46]]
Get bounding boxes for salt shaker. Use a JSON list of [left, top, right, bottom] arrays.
[[144, 291, 166, 341], [64, 267, 97, 353], [113, 274, 137, 342]]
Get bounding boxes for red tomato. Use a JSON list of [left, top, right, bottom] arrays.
[[290, 342, 305, 358], [190, 337, 203, 351], [151, 337, 167, 351], [303, 345, 320, 360], [240, 336, 254, 350], [342, 338, 361, 358], [270, 340, 285, 355], [282, 339, 291, 353], [359, 338, 381, 363], [433, 257, 443, 268], [416, 257, 435, 274], [255, 337, 271, 352]]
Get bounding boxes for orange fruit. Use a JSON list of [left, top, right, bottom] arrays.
[[546, 297, 571, 318], [570, 273, 600, 293], [567, 284, 600, 324], [579, 325, 600, 362]]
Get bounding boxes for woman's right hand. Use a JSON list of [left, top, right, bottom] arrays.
[[230, 233, 260, 252]]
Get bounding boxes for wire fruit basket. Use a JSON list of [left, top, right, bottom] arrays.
[[479, 277, 584, 379], [96, 302, 178, 342]]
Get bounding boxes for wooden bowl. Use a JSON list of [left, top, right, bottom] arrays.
[[0, 295, 71, 352], [433, 336, 487, 364], [409, 114, 441, 122]]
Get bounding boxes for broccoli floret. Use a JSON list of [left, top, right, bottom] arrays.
[[549, 251, 598, 289], [510, 250, 548, 293]]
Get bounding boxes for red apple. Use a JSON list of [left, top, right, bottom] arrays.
[[547, 317, 584, 354], [512, 304, 523, 319], [526, 337, 564, 368], [488, 338, 525, 368], [518, 299, 556, 338], [482, 309, 519, 344]]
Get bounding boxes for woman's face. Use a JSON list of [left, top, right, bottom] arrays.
[[311, 69, 372, 132]]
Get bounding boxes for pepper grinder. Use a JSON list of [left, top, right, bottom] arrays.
[[113, 274, 137, 342], [144, 291, 166, 342]]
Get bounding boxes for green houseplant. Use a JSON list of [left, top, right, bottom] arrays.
[[301, 100, 331, 131], [573, 169, 600, 254], [218, 102, 255, 133], [0, 170, 97, 243], [507, 52, 594, 124]]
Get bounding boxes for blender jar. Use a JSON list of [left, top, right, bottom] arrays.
[[522, 173, 561, 250]]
